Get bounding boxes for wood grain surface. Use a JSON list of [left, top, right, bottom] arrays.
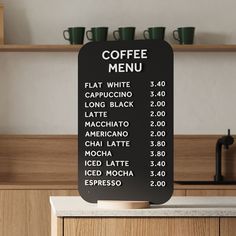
[[1, 44, 236, 52], [0, 5, 3, 44], [0, 135, 77, 183], [0, 190, 78, 236], [64, 218, 219, 236], [51, 209, 63, 236], [0, 135, 236, 184], [174, 135, 236, 181], [220, 218, 236, 236], [186, 189, 236, 196]]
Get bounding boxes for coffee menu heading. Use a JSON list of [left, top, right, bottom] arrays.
[[78, 40, 173, 204], [101, 49, 148, 73]]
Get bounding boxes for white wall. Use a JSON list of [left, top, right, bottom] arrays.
[[0, 0, 236, 134]]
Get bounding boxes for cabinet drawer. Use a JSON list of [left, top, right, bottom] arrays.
[[64, 218, 219, 236], [220, 218, 236, 236]]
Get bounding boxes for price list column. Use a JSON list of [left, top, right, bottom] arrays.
[[149, 80, 168, 188]]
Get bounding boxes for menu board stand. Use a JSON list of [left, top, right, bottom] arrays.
[[78, 40, 173, 206], [97, 200, 150, 209]]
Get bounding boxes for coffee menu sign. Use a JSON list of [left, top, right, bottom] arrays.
[[78, 40, 173, 204]]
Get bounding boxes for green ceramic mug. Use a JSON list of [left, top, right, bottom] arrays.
[[113, 27, 136, 40], [63, 27, 85, 44], [173, 27, 195, 44], [143, 27, 165, 40], [86, 27, 108, 42]]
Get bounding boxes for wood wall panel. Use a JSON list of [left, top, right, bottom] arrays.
[[174, 135, 236, 181], [173, 189, 186, 196], [0, 135, 236, 183], [186, 190, 236, 196], [0, 135, 77, 183]]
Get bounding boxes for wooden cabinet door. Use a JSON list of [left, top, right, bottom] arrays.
[[220, 218, 236, 236], [64, 217, 219, 236], [0, 190, 79, 236], [186, 190, 236, 196]]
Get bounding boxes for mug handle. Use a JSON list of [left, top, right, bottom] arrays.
[[173, 30, 180, 42], [143, 30, 149, 40], [86, 30, 93, 40], [63, 30, 70, 41], [113, 30, 120, 40]]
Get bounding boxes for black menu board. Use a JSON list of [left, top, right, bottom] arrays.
[[78, 40, 173, 204]]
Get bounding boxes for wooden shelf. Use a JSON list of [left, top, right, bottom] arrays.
[[0, 44, 83, 52], [173, 44, 236, 52], [0, 44, 236, 52]]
